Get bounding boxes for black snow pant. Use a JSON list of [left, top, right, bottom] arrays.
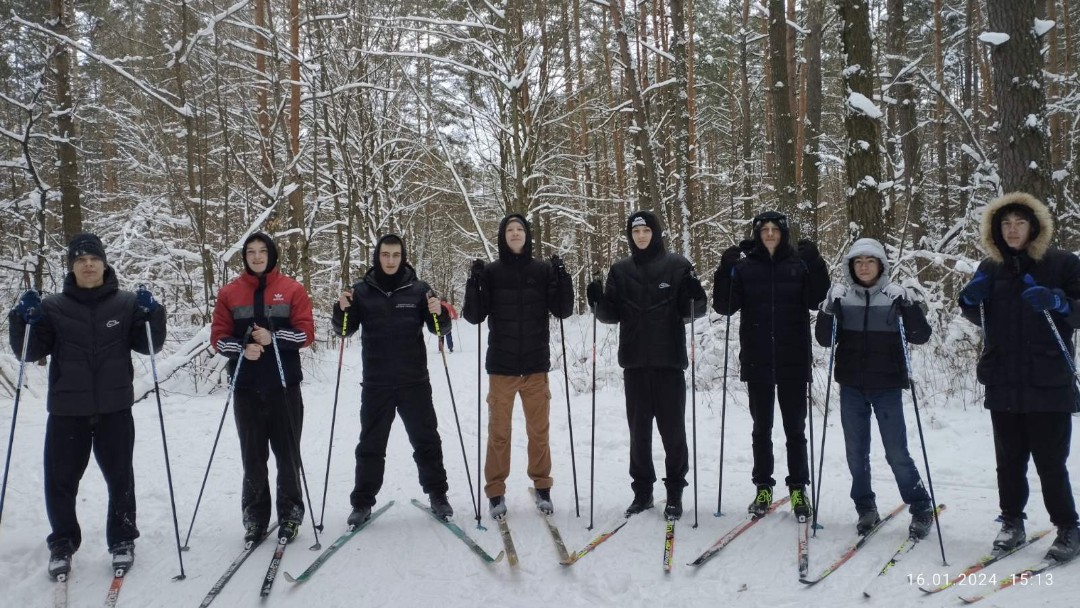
[[624, 368, 689, 496], [234, 385, 305, 528], [747, 381, 810, 488], [991, 410, 1079, 528], [44, 409, 139, 553], [351, 381, 449, 509]]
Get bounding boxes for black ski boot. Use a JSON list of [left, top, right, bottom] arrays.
[[748, 485, 773, 517], [429, 493, 454, 521], [625, 491, 654, 517]]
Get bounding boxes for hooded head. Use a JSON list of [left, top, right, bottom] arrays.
[[843, 238, 889, 289], [497, 214, 533, 262], [242, 232, 278, 276], [67, 232, 107, 270], [980, 192, 1053, 262], [372, 234, 407, 285], [751, 210, 791, 255], [625, 210, 666, 261]]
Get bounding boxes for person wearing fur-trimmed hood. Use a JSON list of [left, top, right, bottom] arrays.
[[958, 192, 1080, 563]]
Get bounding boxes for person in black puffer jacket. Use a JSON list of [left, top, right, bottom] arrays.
[[331, 234, 453, 524], [712, 210, 828, 520], [958, 192, 1080, 563], [463, 214, 573, 517], [587, 210, 707, 520], [9, 232, 166, 577]]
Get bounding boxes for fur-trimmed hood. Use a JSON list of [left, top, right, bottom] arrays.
[[980, 192, 1054, 262]]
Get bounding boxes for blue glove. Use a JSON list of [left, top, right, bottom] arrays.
[[959, 271, 991, 306], [14, 290, 42, 324], [136, 286, 159, 313], [1021, 274, 1071, 315]]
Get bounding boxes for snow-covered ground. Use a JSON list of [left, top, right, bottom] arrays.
[[0, 314, 1077, 607]]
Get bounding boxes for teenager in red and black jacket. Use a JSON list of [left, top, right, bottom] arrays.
[[211, 232, 314, 545]]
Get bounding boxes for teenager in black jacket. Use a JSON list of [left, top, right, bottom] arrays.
[[333, 234, 453, 524], [9, 233, 166, 578], [712, 211, 828, 519], [587, 210, 706, 520], [958, 192, 1080, 563]]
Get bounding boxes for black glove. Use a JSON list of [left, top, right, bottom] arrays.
[[682, 274, 705, 301], [14, 290, 42, 324], [797, 239, 820, 264], [136, 286, 159, 313], [469, 259, 485, 282], [586, 279, 604, 308], [550, 255, 568, 279], [719, 245, 742, 276]]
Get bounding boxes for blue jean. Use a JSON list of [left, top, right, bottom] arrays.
[[840, 385, 931, 514]]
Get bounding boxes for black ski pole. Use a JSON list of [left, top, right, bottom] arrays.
[[142, 301, 186, 580], [181, 325, 252, 550], [0, 316, 33, 528], [715, 279, 733, 517], [588, 296, 598, 531], [431, 302, 480, 524], [812, 314, 837, 536], [689, 295, 699, 528], [898, 315, 947, 566], [557, 283, 580, 517], [267, 322, 321, 551], [315, 311, 349, 531]]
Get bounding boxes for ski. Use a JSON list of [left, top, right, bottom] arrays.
[[528, 488, 570, 562], [560, 514, 634, 566], [663, 518, 676, 573], [283, 501, 394, 584], [495, 515, 519, 567], [410, 498, 504, 564], [797, 514, 810, 579], [103, 566, 129, 608], [53, 574, 67, 608], [687, 496, 791, 568], [798, 502, 906, 586], [919, 529, 1052, 594], [958, 557, 1072, 604], [259, 535, 288, 597], [197, 524, 278, 607], [862, 504, 946, 598]]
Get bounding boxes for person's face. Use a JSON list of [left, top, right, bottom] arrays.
[[505, 222, 527, 254], [72, 255, 105, 289], [1000, 212, 1032, 250], [759, 222, 782, 253], [245, 241, 269, 275], [379, 243, 403, 274], [852, 256, 881, 286], [631, 225, 653, 250]]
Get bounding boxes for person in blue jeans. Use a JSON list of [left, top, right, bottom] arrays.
[[815, 238, 935, 538]]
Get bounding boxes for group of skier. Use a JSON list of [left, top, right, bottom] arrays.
[[7, 190, 1080, 580]]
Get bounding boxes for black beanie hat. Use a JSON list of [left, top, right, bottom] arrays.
[[67, 233, 107, 269]]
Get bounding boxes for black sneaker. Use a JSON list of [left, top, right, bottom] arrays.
[[625, 491, 654, 517], [909, 508, 934, 540], [534, 488, 554, 515], [993, 515, 1026, 552], [748, 485, 773, 517], [856, 508, 881, 536], [110, 541, 135, 572], [279, 520, 300, 543], [789, 485, 812, 519], [664, 488, 683, 521], [489, 496, 507, 519], [1045, 525, 1080, 562], [48, 542, 73, 579], [347, 506, 372, 528], [429, 493, 454, 521]]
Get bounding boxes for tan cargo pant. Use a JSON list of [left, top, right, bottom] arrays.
[[484, 373, 553, 498]]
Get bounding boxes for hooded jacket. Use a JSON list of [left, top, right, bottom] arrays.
[[462, 214, 574, 376], [711, 211, 829, 383], [211, 232, 314, 389], [9, 267, 167, 415], [594, 210, 707, 370], [959, 192, 1080, 413], [814, 238, 930, 390]]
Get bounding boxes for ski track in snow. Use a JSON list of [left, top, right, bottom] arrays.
[[1, 315, 1077, 607]]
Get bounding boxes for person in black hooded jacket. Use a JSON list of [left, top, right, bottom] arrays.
[[586, 210, 707, 520], [9, 232, 166, 577], [712, 211, 828, 519], [463, 214, 573, 518], [331, 234, 454, 524], [958, 192, 1080, 563]]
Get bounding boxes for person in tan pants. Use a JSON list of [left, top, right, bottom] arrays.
[[463, 213, 574, 518]]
